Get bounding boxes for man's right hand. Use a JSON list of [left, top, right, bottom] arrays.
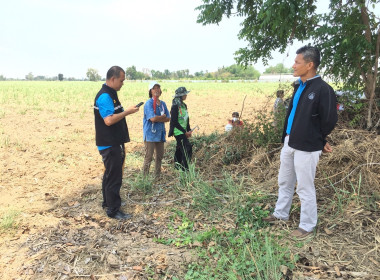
[[104, 106, 140, 126], [185, 131, 192, 138], [125, 105, 140, 115]]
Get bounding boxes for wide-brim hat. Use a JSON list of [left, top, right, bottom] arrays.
[[149, 81, 160, 91], [174, 87, 190, 97]]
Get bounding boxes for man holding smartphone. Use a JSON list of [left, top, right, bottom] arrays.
[[94, 66, 139, 220]]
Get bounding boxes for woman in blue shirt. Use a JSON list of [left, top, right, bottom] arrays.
[[143, 81, 170, 177]]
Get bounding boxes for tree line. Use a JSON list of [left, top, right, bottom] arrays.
[[88, 64, 263, 81], [0, 63, 292, 82]]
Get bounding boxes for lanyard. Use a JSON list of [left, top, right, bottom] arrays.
[[152, 98, 164, 114]]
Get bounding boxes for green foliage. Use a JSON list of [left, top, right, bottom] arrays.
[[174, 161, 222, 213], [190, 132, 222, 162], [184, 229, 296, 280], [0, 210, 20, 232], [224, 113, 283, 165], [157, 207, 296, 280], [250, 111, 283, 147], [156, 209, 195, 247], [125, 65, 148, 80], [196, 0, 380, 127], [323, 172, 366, 217], [217, 64, 261, 80], [189, 109, 284, 168], [264, 63, 293, 74], [336, 90, 367, 128], [58, 73, 64, 81], [25, 72, 34, 80], [315, 2, 377, 94], [86, 68, 101, 82], [131, 173, 154, 194], [236, 195, 269, 229], [197, 0, 317, 65], [124, 64, 262, 81]]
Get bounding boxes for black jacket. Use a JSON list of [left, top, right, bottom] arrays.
[[94, 84, 130, 146], [168, 103, 190, 137], [282, 76, 337, 152]]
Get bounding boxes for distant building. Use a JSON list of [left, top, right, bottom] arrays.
[[259, 73, 332, 83], [259, 74, 297, 82]]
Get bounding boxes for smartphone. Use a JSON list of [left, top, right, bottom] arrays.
[[136, 102, 144, 107]]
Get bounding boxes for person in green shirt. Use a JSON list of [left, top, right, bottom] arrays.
[[168, 87, 192, 170]]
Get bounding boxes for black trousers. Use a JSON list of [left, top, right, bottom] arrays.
[[99, 144, 125, 217], [174, 134, 192, 170]]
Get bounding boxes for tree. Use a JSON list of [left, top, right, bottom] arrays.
[[125, 65, 138, 80], [0, 75, 6, 81], [126, 66, 148, 80], [25, 72, 34, 80], [34, 76, 46, 81], [58, 73, 64, 81], [196, 0, 380, 128], [86, 68, 101, 82], [164, 69, 171, 79], [264, 63, 292, 74]]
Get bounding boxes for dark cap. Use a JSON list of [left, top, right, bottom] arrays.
[[174, 87, 190, 97]]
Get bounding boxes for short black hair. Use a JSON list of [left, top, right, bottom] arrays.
[[232, 112, 239, 117], [106, 66, 125, 80], [296, 46, 320, 69]]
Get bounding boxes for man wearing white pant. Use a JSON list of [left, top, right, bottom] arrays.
[[264, 46, 338, 239]]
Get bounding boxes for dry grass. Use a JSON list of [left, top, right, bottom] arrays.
[[1, 81, 379, 279]]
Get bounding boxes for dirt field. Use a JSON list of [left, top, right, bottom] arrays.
[[0, 81, 379, 279]]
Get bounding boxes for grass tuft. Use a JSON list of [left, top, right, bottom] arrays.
[[0, 210, 20, 232]]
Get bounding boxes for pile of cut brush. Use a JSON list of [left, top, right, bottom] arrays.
[[193, 126, 380, 195]]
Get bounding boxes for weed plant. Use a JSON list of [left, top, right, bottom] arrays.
[[0, 210, 20, 233], [162, 205, 295, 280], [175, 161, 222, 213], [130, 173, 154, 194]]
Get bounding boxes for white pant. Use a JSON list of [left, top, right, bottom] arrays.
[[273, 136, 321, 232]]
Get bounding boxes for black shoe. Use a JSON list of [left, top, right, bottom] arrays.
[[110, 210, 132, 220], [103, 201, 126, 209]]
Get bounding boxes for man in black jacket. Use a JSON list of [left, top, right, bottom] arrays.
[[264, 46, 338, 239], [94, 66, 139, 220]]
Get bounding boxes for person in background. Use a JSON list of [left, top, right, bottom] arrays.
[[142, 81, 170, 177], [263, 46, 338, 239], [225, 111, 244, 131], [168, 87, 192, 170], [94, 66, 139, 220]]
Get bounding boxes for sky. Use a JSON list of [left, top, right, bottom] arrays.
[[0, 0, 328, 79]]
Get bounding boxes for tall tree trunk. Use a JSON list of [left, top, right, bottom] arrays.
[[360, 1, 379, 128], [367, 26, 380, 129]]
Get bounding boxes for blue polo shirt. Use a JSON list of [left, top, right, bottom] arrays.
[[96, 93, 114, 150], [286, 76, 319, 135], [143, 98, 170, 142]]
